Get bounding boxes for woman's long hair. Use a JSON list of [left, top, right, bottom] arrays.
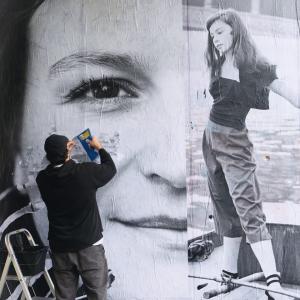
[[205, 9, 270, 79], [0, 0, 44, 191]]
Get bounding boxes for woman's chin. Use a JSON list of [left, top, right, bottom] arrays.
[[104, 220, 189, 299]]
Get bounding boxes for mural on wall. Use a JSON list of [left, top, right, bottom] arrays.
[[0, 1, 189, 299], [184, 0, 300, 299]]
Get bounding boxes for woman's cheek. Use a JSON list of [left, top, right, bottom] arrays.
[[53, 104, 91, 136], [103, 114, 149, 158]]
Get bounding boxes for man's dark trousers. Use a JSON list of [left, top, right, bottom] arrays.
[[51, 244, 108, 300]]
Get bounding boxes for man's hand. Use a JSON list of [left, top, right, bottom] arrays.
[[88, 136, 103, 150]]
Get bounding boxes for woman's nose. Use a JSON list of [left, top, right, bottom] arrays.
[[140, 146, 186, 190], [147, 148, 186, 189], [138, 99, 186, 190]]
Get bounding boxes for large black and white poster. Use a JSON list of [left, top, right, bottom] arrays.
[[0, 1, 188, 299], [1, 0, 300, 299], [185, 0, 300, 299]]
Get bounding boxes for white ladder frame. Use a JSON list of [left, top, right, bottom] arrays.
[[0, 228, 55, 299]]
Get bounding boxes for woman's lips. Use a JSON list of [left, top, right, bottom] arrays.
[[110, 215, 187, 231]]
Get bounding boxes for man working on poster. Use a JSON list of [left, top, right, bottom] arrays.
[[36, 134, 116, 300]]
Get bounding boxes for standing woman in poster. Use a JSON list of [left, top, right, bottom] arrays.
[[203, 9, 300, 300]]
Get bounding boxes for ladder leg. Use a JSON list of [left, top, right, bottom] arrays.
[[10, 254, 32, 300], [0, 256, 11, 297], [21, 291, 26, 300], [0, 255, 11, 297], [21, 278, 32, 300], [43, 270, 55, 296]]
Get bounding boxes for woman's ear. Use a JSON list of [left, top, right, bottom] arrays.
[[13, 153, 26, 187], [13, 153, 49, 187]]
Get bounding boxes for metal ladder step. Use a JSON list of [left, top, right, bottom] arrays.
[[32, 298, 55, 300]]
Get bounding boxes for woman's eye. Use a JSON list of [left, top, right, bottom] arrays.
[[64, 78, 138, 101]]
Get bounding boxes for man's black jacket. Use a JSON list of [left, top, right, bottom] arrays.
[[36, 148, 116, 252]]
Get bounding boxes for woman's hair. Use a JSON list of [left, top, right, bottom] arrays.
[[0, 0, 44, 191], [205, 9, 270, 79]]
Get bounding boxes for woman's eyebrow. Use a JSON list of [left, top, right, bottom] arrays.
[[49, 51, 152, 85]]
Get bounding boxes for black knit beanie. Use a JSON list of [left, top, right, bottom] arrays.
[[44, 134, 69, 165]]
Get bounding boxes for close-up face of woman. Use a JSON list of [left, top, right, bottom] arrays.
[[14, 0, 188, 299], [209, 19, 233, 55]]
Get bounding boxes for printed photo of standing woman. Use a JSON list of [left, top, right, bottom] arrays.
[[185, 1, 300, 299]]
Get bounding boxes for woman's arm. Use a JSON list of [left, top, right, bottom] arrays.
[[268, 79, 300, 108]]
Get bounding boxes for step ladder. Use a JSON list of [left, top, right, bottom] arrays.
[[0, 228, 55, 300]]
